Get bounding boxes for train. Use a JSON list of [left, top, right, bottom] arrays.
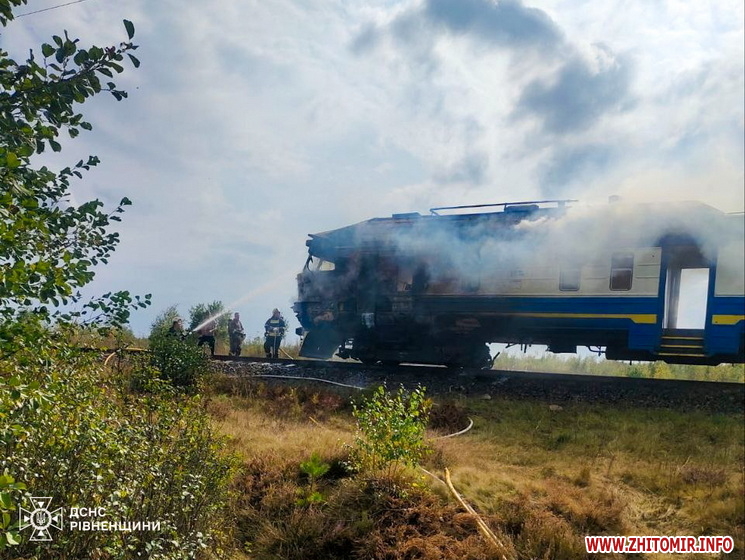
[[292, 199, 745, 368]]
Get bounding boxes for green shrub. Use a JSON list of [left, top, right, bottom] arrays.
[[0, 334, 236, 559], [350, 385, 432, 476], [148, 331, 211, 389], [297, 453, 331, 507]]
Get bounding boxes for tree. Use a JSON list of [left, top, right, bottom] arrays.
[[0, 0, 149, 355], [150, 304, 182, 338], [189, 300, 228, 341]]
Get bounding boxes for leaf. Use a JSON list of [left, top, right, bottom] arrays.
[[6, 152, 20, 169], [41, 43, 54, 57], [123, 19, 135, 40], [127, 53, 140, 68], [0, 493, 12, 509]]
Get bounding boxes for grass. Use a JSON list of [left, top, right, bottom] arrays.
[[206, 374, 744, 559], [492, 351, 745, 382], [436, 398, 744, 552]]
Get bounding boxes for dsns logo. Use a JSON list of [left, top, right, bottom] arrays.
[[19, 497, 64, 541]]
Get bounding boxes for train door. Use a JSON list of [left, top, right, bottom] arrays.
[[660, 244, 711, 359], [672, 269, 709, 329]]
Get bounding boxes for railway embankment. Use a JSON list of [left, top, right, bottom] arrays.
[[211, 358, 745, 414]]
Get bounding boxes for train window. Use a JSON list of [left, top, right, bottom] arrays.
[[315, 259, 335, 271], [559, 264, 581, 291], [610, 253, 634, 290]]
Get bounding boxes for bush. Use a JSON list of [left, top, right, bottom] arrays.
[[0, 333, 236, 559], [148, 331, 212, 389], [350, 385, 432, 476]]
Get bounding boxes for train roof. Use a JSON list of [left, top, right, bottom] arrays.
[[306, 200, 736, 261]]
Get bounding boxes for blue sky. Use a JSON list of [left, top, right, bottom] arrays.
[[2, 0, 743, 339]]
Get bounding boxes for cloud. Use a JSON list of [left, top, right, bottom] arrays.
[[517, 46, 634, 135], [354, 1, 634, 137], [349, 0, 639, 196], [539, 143, 615, 194], [423, 0, 563, 51], [434, 151, 490, 184]]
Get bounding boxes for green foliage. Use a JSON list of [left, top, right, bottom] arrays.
[[0, 4, 149, 341], [147, 307, 211, 389], [147, 331, 211, 389], [300, 453, 331, 481], [241, 335, 301, 359], [0, 0, 25, 26], [150, 305, 182, 337], [189, 301, 227, 331], [297, 453, 330, 507], [188, 301, 229, 353], [350, 385, 432, 475], [0, 333, 236, 558], [0, 5, 235, 556], [0, 468, 26, 550]]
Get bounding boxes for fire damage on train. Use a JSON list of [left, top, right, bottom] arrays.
[[293, 200, 745, 368]]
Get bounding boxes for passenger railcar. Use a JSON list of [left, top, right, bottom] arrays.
[[293, 200, 744, 367]]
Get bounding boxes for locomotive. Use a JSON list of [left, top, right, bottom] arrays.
[[293, 199, 744, 368]]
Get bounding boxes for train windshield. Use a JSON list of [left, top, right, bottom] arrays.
[[304, 256, 336, 272]]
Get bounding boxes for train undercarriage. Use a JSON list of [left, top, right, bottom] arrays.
[[295, 296, 744, 368]]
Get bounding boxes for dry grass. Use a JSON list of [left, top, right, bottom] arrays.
[[211, 395, 352, 463], [207, 377, 744, 559]]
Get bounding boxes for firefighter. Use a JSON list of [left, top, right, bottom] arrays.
[[263, 308, 286, 358], [228, 312, 245, 357], [167, 318, 185, 338], [196, 318, 217, 356]]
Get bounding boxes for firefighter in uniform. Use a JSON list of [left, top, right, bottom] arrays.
[[228, 312, 245, 357], [263, 308, 286, 358], [196, 318, 217, 356]]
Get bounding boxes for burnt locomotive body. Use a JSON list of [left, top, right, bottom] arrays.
[[294, 200, 745, 367]]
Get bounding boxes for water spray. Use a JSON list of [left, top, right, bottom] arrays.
[[191, 272, 296, 333]]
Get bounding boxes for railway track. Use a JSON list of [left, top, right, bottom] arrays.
[[98, 348, 744, 409], [208, 354, 744, 414]]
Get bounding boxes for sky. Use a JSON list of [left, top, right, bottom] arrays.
[[1, 0, 743, 340]]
